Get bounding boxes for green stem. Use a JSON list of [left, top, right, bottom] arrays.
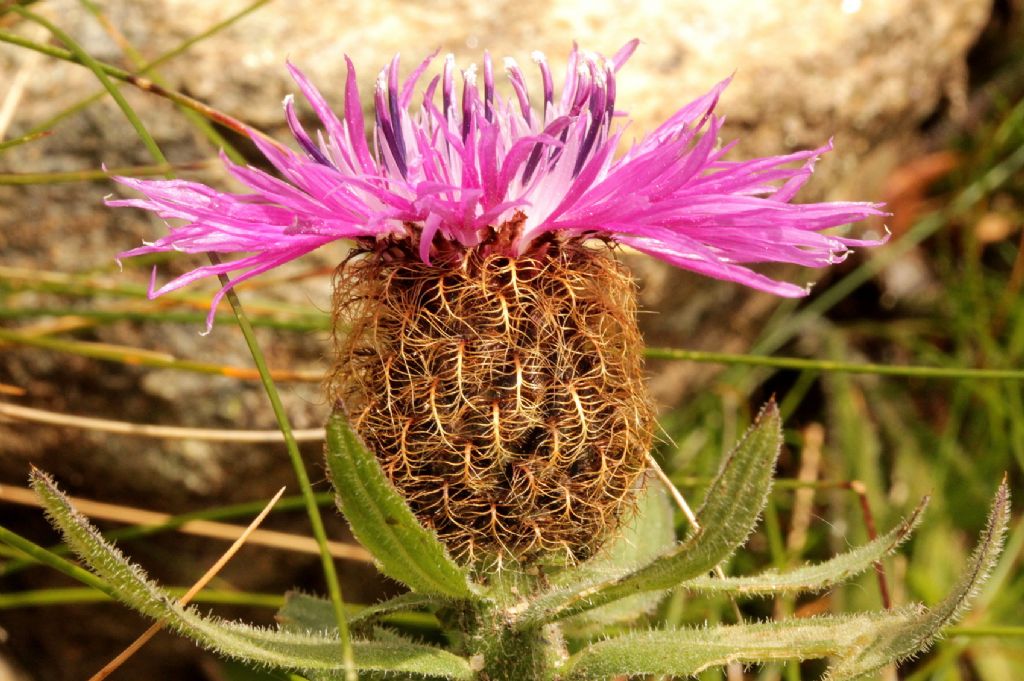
[[0, 327, 319, 382], [0, 587, 286, 609], [0, 264, 316, 316], [217, 266, 356, 678], [0, 524, 115, 596], [645, 347, 1024, 381], [76, 0, 245, 163], [10, 6, 169, 169], [0, 28, 267, 142], [0, 161, 213, 185], [945, 625, 1024, 637], [0, 306, 328, 331], [12, 0, 272, 145]]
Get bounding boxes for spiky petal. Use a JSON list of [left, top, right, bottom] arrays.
[[109, 42, 886, 329]]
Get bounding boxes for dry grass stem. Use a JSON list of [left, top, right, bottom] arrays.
[[87, 487, 286, 681], [786, 422, 824, 555], [0, 401, 326, 442], [0, 483, 371, 563]]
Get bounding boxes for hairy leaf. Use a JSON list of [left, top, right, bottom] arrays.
[[278, 590, 442, 633], [561, 610, 923, 679], [325, 413, 476, 598], [31, 470, 472, 679], [827, 480, 1010, 681], [518, 402, 781, 626], [278, 591, 346, 632], [683, 496, 928, 595], [556, 480, 676, 631]]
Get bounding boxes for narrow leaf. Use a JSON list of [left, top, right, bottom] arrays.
[[562, 609, 922, 679], [278, 591, 350, 632], [325, 413, 476, 598], [683, 496, 928, 595], [31, 470, 472, 679], [827, 480, 1010, 681], [279, 590, 442, 631], [350, 592, 445, 626], [519, 401, 781, 626]]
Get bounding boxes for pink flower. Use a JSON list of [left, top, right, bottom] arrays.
[[109, 41, 885, 330]]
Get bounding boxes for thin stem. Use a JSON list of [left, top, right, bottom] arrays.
[[0, 482, 371, 564], [9, 7, 169, 169], [0, 129, 52, 151], [849, 480, 892, 610], [645, 347, 1024, 381], [217, 270, 357, 677], [0, 401, 326, 442], [0, 160, 214, 184], [0, 28, 284, 146], [645, 454, 744, 625], [0, 327, 321, 381], [945, 626, 1024, 638], [0, 306, 327, 331], [10, 0, 272, 145], [0, 523, 114, 596], [0, 490, 335, 577], [76, 0, 245, 163], [0, 587, 286, 609]]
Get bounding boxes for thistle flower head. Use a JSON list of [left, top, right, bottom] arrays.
[[109, 40, 884, 331], [109, 42, 886, 561]]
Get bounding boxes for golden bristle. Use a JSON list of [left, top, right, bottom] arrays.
[[329, 237, 654, 562]]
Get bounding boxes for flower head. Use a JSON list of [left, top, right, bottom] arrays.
[[109, 42, 888, 561], [110, 41, 884, 331]]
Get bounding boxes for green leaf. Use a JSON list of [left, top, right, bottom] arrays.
[[325, 413, 476, 598], [561, 609, 923, 679], [349, 592, 445, 626], [278, 590, 442, 632], [827, 480, 1011, 681], [278, 591, 349, 632], [518, 401, 781, 626], [682, 496, 928, 596], [31, 470, 472, 680], [556, 481, 676, 632]]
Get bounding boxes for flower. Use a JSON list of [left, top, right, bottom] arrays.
[[109, 43, 886, 561], [109, 40, 884, 332]]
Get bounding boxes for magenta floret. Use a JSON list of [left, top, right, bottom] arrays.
[[109, 41, 886, 329]]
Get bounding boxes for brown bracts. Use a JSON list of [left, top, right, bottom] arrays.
[[329, 235, 654, 562]]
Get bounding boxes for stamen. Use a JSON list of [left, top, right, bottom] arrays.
[[573, 58, 607, 176], [461, 64, 478, 141], [283, 94, 332, 166], [531, 51, 554, 119], [375, 68, 408, 177], [483, 51, 494, 123], [442, 53, 455, 124], [387, 54, 408, 167], [603, 59, 617, 122]]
